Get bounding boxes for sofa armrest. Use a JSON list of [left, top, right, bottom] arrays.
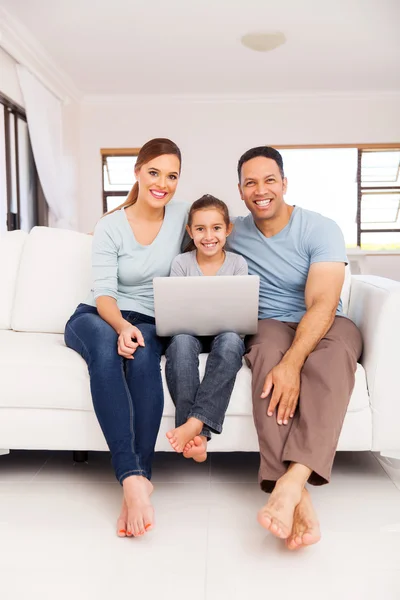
[[348, 275, 400, 452]]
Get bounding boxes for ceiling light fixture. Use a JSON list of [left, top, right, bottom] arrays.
[[241, 31, 286, 52]]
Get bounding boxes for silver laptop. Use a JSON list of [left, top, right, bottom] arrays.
[[153, 275, 259, 337]]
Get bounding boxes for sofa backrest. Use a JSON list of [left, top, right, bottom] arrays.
[[4, 226, 352, 334], [11, 227, 92, 334], [0, 230, 28, 329]]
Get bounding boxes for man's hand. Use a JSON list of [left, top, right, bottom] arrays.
[[261, 359, 301, 425], [117, 323, 145, 359]]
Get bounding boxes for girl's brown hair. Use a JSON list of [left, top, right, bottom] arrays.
[[185, 194, 231, 251], [106, 138, 181, 215]]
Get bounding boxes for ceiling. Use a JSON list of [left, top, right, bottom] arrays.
[[1, 0, 399, 96]]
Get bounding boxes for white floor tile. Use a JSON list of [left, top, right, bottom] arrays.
[[0, 480, 208, 600], [210, 451, 259, 482], [34, 450, 115, 483], [0, 450, 399, 600], [0, 450, 49, 483], [375, 453, 400, 491], [152, 450, 210, 483], [205, 567, 400, 600]]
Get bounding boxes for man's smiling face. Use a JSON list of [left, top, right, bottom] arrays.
[[238, 156, 287, 223]]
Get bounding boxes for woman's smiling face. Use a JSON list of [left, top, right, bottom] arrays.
[[135, 154, 180, 208]]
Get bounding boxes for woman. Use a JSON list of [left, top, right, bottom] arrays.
[[64, 138, 188, 538]]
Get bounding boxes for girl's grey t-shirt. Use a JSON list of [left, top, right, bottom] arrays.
[[85, 202, 189, 316], [170, 250, 248, 276]]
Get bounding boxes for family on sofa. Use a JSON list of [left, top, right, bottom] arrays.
[[64, 138, 362, 551]]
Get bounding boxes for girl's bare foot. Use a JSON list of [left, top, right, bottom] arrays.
[[122, 475, 154, 537], [286, 488, 321, 550], [183, 436, 208, 462], [166, 417, 203, 452], [257, 476, 303, 539]]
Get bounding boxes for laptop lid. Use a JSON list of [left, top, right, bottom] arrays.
[[153, 275, 259, 337]]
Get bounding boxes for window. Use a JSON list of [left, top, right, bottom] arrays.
[[101, 149, 139, 213], [358, 149, 400, 248], [278, 145, 400, 249], [0, 92, 41, 234]]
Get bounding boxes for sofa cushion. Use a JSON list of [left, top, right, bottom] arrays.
[[11, 227, 92, 333], [0, 330, 369, 415], [0, 230, 28, 329]]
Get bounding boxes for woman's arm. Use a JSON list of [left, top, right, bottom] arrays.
[[96, 296, 130, 334], [96, 296, 145, 359], [92, 219, 144, 358]]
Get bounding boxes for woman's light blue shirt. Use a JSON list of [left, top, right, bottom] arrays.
[[85, 202, 189, 316]]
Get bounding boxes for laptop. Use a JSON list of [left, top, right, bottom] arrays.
[[153, 275, 260, 337]]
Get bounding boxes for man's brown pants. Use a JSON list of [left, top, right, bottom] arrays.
[[245, 317, 363, 492]]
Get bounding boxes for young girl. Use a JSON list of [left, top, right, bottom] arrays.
[[165, 194, 248, 462]]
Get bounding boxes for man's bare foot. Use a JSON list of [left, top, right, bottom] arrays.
[[183, 436, 208, 462], [286, 488, 321, 550], [257, 475, 303, 539], [166, 417, 203, 453], [122, 475, 154, 537]]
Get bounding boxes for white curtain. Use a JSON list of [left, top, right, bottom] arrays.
[[16, 65, 76, 229], [0, 104, 7, 235]]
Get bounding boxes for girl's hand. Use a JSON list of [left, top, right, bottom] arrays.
[[117, 323, 145, 359]]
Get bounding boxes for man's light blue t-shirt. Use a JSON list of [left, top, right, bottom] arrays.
[[226, 206, 347, 323]]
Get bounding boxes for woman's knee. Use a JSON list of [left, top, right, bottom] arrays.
[[65, 313, 118, 362]]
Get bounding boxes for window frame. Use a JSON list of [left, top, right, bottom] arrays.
[[101, 148, 140, 214], [0, 91, 42, 231]]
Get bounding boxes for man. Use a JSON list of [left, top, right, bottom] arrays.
[[227, 146, 362, 550]]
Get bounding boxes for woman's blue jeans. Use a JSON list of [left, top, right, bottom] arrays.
[[165, 332, 245, 439], [64, 304, 164, 484]]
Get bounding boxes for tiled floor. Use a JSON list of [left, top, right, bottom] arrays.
[[0, 450, 399, 600]]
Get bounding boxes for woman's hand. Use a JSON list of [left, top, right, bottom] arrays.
[[117, 322, 145, 359]]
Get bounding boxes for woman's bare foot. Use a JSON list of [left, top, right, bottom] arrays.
[[122, 475, 154, 537], [116, 497, 130, 537], [166, 417, 203, 452], [183, 436, 208, 462], [257, 475, 303, 539], [286, 488, 321, 550]]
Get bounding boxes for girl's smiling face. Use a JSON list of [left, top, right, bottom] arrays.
[[187, 208, 233, 258]]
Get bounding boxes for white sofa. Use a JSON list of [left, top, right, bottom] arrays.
[[1, 227, 400, 458]]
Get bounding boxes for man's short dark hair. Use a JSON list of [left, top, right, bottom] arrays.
[[237, 146, 285, 181]]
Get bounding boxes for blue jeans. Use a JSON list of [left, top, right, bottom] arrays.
[[64, 304, 164, 484], [165, 332, 245, 439]]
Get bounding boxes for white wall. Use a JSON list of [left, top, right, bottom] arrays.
[[61, 99, 80, 228], [360, 255, 400, 282], [0, 46, 80, 228], [0, 47, 24, 106], [79, 93, 400, 234]]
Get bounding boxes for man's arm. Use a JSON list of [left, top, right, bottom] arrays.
[[283, 261, 345, 368], [262, 261, 345, 425]]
